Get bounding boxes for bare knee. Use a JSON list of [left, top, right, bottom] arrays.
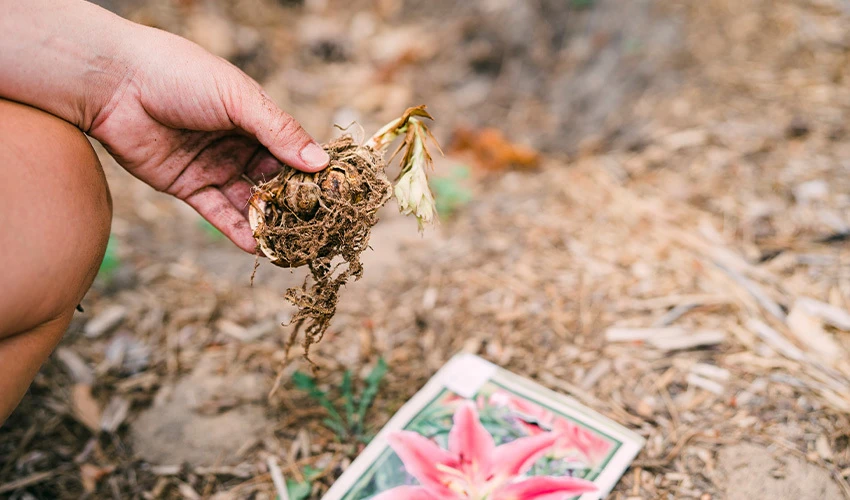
[[0, 99, 112, 336]]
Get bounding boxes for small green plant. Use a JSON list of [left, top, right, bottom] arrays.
[[96, 235, 120, 283], [198, 218, 226, 242], [293, 358, 388, 443], [624, 37, 643, 54], [430, 165, 473, 218], [285, 465, 323, 500]]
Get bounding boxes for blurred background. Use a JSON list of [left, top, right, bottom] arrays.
[[3, 0, 850, 498]]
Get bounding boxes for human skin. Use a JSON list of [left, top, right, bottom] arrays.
[[0, 0, 329, 424]]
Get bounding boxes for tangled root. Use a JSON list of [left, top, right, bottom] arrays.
[[249, 136, 392, 363]]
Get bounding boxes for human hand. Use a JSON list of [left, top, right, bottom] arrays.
[[0, 0, 328, 252], [87, 25, 329, 253]]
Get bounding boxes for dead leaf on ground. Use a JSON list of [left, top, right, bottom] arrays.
[[80, 463, 115, 493], [448, 126, 541, 172]]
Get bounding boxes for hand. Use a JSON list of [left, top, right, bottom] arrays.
[[0, 0, 328, 252], [87, 26, 329, 252]]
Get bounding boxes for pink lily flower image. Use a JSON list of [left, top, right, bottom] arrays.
[[488, 392, 612, 467], [371, 402, 598, 500]]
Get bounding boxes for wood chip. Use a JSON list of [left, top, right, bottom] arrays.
[[216, 319, 249, 340], [786, 301, 842, 364], [267, 456, 290, 500], [84, 305, 127, 338], [607, 327, 726, 351], [649, 330, 726, 351], [177, 481, 201, 500], [71, 384, 102, 433], [80, 463, 115, 493], [690, 363, 730, 382], [715, 263, 786, 321], [816, 434, 834, 461], [652, 303, 700, 327], [217, 319, 276, 342], [150, 465, 182, 476], [0, 469, 63, 494], [55, 347, 93, 384], [580, 359, 612, 390], [99, 396, 130, 433], [817, 388, 850, 413], [115, 371, 159, 392], [663, 129, 708, 150], [797, 297, 850, 331], [746, 319, 806, 362], [606, 327, 683, 343], [195, 465, 254, 478], [686, 373, 725, 395], [615, 294, 731, 312]]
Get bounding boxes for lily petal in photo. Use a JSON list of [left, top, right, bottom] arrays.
[[371, 402, 598, 500]]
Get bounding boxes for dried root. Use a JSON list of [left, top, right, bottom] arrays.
[[248, 106, 438, 367]]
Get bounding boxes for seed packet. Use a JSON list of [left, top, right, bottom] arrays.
[[323, 354, 644, 500]]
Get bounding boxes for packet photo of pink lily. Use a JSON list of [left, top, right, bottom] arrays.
[[323, 355, 644, 500]]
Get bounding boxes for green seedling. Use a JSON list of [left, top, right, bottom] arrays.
[[96, 235, 120, 283], [293, 358, 388, 443], [430, 165, 473, 218], [198, 218, 226, 242], [624, 37, 643, 54], [284, 465, 323, 500]]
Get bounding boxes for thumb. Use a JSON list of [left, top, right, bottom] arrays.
[[228, 80, 329, 173]]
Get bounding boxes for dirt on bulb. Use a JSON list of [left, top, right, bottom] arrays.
[[249, 136, 392, 362]]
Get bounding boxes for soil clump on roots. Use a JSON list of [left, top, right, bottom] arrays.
[[250, 136, 393, 362]]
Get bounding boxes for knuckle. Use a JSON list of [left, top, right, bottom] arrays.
[[271, 112, 305, 147]]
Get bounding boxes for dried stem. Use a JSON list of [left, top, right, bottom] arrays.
[[367, 105, 442, 229]]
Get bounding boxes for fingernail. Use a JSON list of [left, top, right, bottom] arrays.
[[300, 142, 329, 169]]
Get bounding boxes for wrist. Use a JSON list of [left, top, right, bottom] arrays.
[[0, 0, 137, 131], [86, 21, 147, 133]]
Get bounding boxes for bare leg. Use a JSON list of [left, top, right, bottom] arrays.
[[0, 99, 112, 424]]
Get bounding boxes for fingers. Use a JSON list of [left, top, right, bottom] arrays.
[[220, 177, 254, 216], [184, 187, 257, 253], [227, 79, 329, 173], [245, 149, 284, 184], [171, 138, 283, 253]]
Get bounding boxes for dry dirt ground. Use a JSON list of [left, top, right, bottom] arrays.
[[3, 0, 850, 498]]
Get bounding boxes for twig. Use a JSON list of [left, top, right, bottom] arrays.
[[657, 384, 681, 442], [267, 456, 290, 500], [652, 303, 700, 327], [633, 430, 704, 468], [746, 318, 805, 361], [0, 467, 67, 494], [715, 262, 786, 321]]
